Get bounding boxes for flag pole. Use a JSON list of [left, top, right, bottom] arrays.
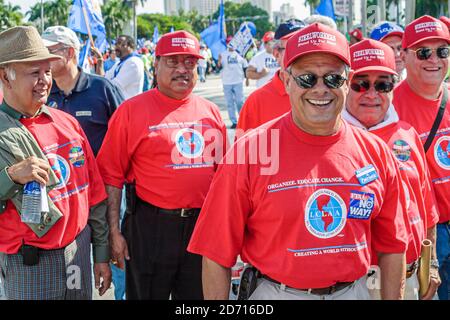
[[81, 1, 95, 47]]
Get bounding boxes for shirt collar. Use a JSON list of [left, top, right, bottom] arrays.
[[0, 100, 53, 120], [50, 67, 89, 95], [342, 104, 399, 131]]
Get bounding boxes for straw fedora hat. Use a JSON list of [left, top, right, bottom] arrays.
[[0, 26, 61, 66]]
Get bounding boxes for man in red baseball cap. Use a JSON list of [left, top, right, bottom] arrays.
[[246, 30, 279, 88], [188, 23, 408, 300], [344, 39, 440, 300], [97, 30, 228, 300], [349, 27, 364, 45], [394, 15, 450, 300]]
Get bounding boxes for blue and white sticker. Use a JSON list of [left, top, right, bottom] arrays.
[[347, 190, 375, 220], [46, 153, 70, 190], [355, 164, 378, 186], [305, 189, 347, 239], [434, 136, 450, 170]]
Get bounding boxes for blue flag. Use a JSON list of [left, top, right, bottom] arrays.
[[170, 26, 175, 33], [68, 0, 107, 51], [200, 0, 226, 61], [153, 26, 159, 44], [79, 39, 91, 73], [315, 0, 335, 20]]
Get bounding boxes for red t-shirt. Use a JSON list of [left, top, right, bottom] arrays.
[[97, 88, 228, 209], [394, 81, 450, 223], [0, 108, 106, 254], [370, 121, 439, 263], [236, 71, 291, 132], [188, 114, 408, 289]]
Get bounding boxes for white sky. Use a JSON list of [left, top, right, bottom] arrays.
[[13, 0, 310, 20]]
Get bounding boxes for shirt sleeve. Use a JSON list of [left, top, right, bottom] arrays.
[[97, 103, 130, 189], [0, 167, 21, 201], [105, 80, 125, 118], [236, 93, 258, 132], [371, 148, 409, 254], [188, 141, 252, 268], [110, 59, 144, 95]]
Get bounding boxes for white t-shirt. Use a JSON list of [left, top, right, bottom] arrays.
[[249, 51, 279, 88], [198, 49, 208, 68], [220, 50, 248, 85], [105, 54, 145, 100]]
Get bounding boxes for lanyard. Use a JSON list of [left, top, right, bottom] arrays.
[[113, 52, 140, 79]]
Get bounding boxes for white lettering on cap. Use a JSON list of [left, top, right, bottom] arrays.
[[171, 37, 196, 49], [353, 48, 385, 62], [297, 32, 337, 47], [415, 22, 442, 34]]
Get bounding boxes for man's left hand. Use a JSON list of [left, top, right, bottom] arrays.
[[93, 262, 112, 297], [421, 267, 441, 300]]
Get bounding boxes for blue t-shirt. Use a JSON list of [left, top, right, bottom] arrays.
[[47, 69, 125, 156]]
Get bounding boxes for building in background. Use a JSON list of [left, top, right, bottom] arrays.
[[164, 0, 272, 17], [273, 3, 295, 26]]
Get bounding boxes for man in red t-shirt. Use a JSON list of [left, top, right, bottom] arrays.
[[188, 23, 408, 300], [393, 15, 450, 300], [0, 26, 111, 300], [344, 39, 440, 299], [237, 19, 305, 133], [97, 30, 227, 300]]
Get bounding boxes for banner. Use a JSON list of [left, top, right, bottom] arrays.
[[229, 22, 254, 57]]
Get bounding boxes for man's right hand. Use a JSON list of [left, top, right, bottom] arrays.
[[110, 229, 130, 270], [7, 156, 50, 185]]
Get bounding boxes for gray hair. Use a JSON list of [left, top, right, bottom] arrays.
[[304, 15, 338, 30], [0, 64, 16, 90]]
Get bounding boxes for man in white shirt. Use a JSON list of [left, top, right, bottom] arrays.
[[198, 44, 208, 83], [218, 38, 248, 128], [246, 31, 279, 88], [100, 35, 144, 100]]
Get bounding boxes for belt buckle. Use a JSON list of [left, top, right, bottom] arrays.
[[180, 209, 190, 217]]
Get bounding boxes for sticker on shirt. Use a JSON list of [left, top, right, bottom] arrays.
[[434, 136, 450, 170], [355, 164, 378, 186], [175, 128, 205, 159], [392, 139, 411, 162], [347, 191, 375, 220], [227, 55, 238, 65], [265, 57, 279, 69], [305, 189, 347, 239], [46, 153, 71, 190], [68, 146, 85, 168]]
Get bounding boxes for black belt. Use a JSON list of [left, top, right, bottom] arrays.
[[261, 275, 354, 295], [158, 208, 200, 218]]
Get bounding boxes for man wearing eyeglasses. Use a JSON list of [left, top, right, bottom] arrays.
[[393, 15, 450, 300], [188, 23, 408, 300], [97, 30, 227, 300], [42, 26, 125, 157], [344, 39, 440, 300], [237, 19, 306, 132]]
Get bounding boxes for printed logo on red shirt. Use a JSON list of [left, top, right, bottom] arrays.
[[434, 136, 450, 170], [175, 128, 205, 159], [47, 153, 71, 190], [305, 189, 347, 239], [392, 139, 411, 162], [68, 146, 85, 168]]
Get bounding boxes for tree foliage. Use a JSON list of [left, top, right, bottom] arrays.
[[102, 0, 132, 40], [0, 0, 24, 31], [27, 0, 70, 30], [137, 13, 196, 39]]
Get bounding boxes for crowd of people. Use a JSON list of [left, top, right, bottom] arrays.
[[0, 13, 449, 302]]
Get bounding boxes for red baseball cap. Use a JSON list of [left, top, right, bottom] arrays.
[[350, 39, 397, 76], [350, 28, 364, 41], [262, 31, 275, 43], [155, 30, 203, 59], [402, 15, 450, 49], [440, 16, 450, 30], [284, 23, 350, 69]]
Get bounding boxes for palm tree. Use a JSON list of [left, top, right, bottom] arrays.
[[304, 0, 321, 15], [27, 0, 70, 30], [0, 0, 24, 31], [102, 0, 132, 40]]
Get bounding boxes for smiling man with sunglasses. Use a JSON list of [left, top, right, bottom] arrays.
[[188, 23, 408, 300], [344, 39, 440, 300], [393, 15, 450, 300]]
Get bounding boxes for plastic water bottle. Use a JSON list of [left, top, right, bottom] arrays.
[[21, 181, 42, 224], [229, 261, 245, 300]]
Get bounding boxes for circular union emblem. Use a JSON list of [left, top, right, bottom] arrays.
[[305, 189, 347, 239], [434, 136, 450, 170], [392, 139, 411, 162], [68, 146, 85, 168], [46, 153, 70, 189], [175, 128, 205, 159]]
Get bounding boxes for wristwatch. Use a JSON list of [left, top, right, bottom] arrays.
[[430, 259, 440, 269]]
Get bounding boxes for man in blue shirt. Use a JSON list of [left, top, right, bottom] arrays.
[[42, 26, 124, 156]]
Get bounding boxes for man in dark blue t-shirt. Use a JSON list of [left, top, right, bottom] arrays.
[[42, 26, 124, 156]]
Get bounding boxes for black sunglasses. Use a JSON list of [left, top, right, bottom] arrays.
[[350, 79, 394, 93], [288, 71, 347, 89], [409, 46, 450, 60]]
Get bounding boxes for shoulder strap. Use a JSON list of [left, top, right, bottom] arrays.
[[424, 84, 448, 153]]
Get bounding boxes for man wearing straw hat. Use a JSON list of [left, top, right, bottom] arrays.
[[0, 26, 111, 300]]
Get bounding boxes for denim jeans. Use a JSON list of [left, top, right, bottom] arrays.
[[198, 66, 206, 82], [223, 83, 244, 125], [437, 223, 450, 300]]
